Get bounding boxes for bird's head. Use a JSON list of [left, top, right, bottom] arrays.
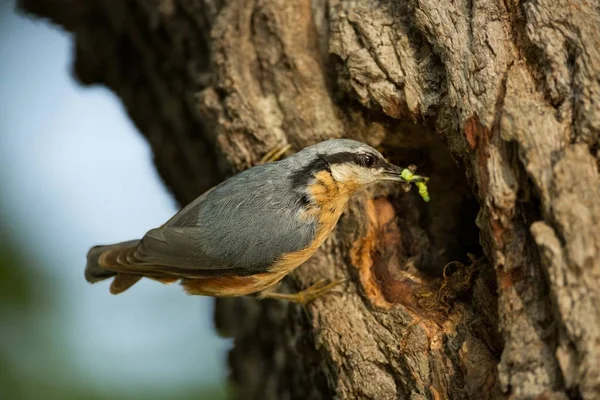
[[290, 139, 420, 194]]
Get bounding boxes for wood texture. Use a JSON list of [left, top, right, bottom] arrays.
[[19, 0, 600, 398]]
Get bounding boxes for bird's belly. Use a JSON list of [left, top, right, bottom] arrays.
[[181, 206, 343, 297], [180, 271, 287, 297], [180, 234, 327, 297]]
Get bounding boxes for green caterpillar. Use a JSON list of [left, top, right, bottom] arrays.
[[400, 169, 431, 202]]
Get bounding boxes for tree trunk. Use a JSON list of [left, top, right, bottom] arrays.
[[20, 0, 600, 398]]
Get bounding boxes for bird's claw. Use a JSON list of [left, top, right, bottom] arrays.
[[258, 278, 348, 305], [259, 144, 292, 164]]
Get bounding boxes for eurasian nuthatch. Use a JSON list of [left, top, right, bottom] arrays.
[[85, 139, 429, 304]]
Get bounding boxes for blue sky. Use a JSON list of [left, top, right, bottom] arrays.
[[0, 0, 229, 395]]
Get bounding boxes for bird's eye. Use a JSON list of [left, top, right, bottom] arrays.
[[363, 154, 375, 167]]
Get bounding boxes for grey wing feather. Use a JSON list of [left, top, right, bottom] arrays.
[[134, 163, 316, 273]]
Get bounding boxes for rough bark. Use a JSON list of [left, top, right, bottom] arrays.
[[19, 0, 600, 399]]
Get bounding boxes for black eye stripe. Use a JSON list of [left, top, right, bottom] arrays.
[[290, 156, 329, 190], [317, 155, 332, 172], [290, 151, 386, 191], [321, 152, 384, 168]]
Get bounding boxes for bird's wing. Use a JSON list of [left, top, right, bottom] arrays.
[[132, 164, 317, 274]]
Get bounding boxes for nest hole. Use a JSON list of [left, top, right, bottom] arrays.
[[378, 122, 482, 278]]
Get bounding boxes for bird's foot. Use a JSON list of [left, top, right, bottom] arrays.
[[259, 144, 292, 164], [257, 278, 347, 305]]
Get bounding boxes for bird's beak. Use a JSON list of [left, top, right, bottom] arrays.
[[379, 163, 427, 183]]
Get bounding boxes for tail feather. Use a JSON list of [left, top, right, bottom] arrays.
[[110, 273, 143, 295], [85, 240, 141, 292], [85, 239, 186, 294]]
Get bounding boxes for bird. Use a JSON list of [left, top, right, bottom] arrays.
[[85, 139, 429, 304]]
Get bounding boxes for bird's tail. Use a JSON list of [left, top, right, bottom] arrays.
[[85, 240, 144, 294]]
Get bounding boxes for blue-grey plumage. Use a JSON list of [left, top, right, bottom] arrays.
[[85, 139, 426, 299], [138, 161, 317, 273]]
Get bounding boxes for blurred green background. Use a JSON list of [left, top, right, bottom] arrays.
[[0, 1, 231, 398]]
